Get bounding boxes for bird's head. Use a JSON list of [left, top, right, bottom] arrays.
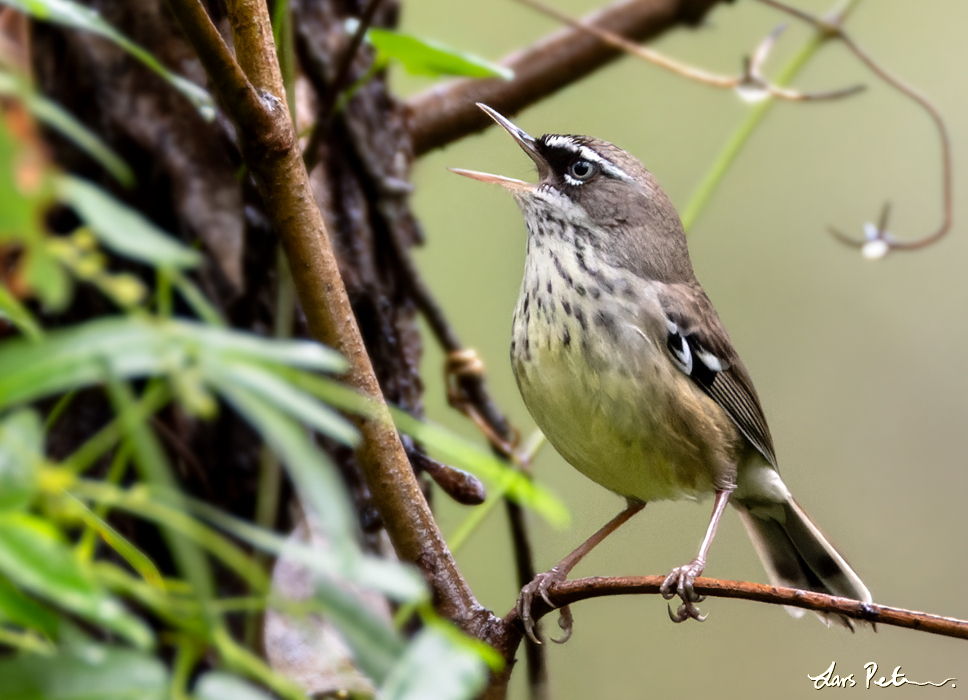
[[452, 104, 694, 283]]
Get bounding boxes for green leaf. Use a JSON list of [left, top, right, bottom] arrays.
[[0, 512, 154, 649], [0, 571, 59, 638], [0, 643, 168, 700], [347, 21, 512, 80], [0, 0, 215, 119], [0, 409, 43, 510], [167, 269, 225, 327], [298, 544, 426, 605], [196, 324, 345, 371], [71, 479, 270, 596], [66, 495, 164, 590], [194, 672, 275, 700], [0, 316, 346, 410], [22, 243, 71, 311], [285, 371, 569, 526], [205, 359, 358, 447], [0, 78, 52, 251], [214, 381, 358, 562], [379, 627, 488, 700], [103, 379, 221, 637], [165, 489, 426, 603], [0, 69, 133, 186], [55, 176, 201, 269], [205, 382, 405, 681], [0, 316, 177, 408], [0, 283, 44, 340], [310, 574, 405, 685]]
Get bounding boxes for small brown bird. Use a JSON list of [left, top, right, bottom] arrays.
[[454, 104, 871, 642]]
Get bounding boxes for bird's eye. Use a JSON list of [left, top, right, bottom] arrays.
[[567, 159, 596, 182]]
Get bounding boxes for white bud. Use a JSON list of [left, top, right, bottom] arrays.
[[862, 239, 889, 260], [735, 84, 771, 104]]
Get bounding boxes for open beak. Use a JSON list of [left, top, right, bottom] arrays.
[[450, 103, 548, 191]]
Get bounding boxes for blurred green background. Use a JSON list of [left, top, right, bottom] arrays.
[[399, 0, 966, 697]]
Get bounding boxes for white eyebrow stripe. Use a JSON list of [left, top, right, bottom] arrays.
[[542, 135, 633, 183], [543, 135, 577, 150]]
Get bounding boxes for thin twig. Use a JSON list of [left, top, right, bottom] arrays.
[[756, 0, 953, 254], [518, 0, 864, 102], [679, 0, 863, 231], [164, 0, 281, 143], [405, 0, 726, 156], [507, 575, 968, 642], [522, 0, 733, 86], [320, 0, 384, 120], [303, 0, 385, 173]]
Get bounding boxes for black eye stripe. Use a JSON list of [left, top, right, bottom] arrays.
[[536, 134, 635, 184], [537, 136, 596, 173], [540, 146, 580, 172]]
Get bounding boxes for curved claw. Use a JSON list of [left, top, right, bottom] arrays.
[[520, 599, 540, 644], [538, 582, 556, 609], [550, 605, 574, 644], [517, 568, 568, 645], [660, 559, 708, 623], [667, 602, 686, 623], [667, 600, 708, 623], [517, 578, 541, 644], [678, 577, 705, 604], [659, 571, 679, 600]]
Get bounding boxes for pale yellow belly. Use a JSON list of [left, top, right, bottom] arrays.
[[513, 306, 741, 503]]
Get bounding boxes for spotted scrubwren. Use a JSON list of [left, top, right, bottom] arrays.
[[453, 104, 871, 643]]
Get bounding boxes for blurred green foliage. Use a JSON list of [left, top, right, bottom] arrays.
[[0, 2, 563, 697]]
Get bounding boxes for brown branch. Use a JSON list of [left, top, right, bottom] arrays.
[[168, 0, 485, 631], [225, 0, 281, 95], [505, 575, 968, 642], [164, 0, 277, 141], [405, 0, 725, 156], [518, 0, 864, 102]]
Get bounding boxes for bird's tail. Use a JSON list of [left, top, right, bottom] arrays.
[[733, 494, 871, 629]]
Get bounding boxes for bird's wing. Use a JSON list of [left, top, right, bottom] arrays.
[[659, 284, 778, 468]]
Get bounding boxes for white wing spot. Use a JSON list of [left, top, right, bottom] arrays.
[[696, 349, 725, 372], [669, 332, 693, 375]]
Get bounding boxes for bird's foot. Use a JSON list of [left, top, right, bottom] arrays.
[[517, 567, 573, 644], [660, 558, 708, 623]]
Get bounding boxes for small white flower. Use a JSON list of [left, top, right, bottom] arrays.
[[735, 83, 771, 104], [862, 239, 889, 260]]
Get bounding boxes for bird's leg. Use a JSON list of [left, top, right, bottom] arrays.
[[661, 488, 732, 622], [518, 500, 645, 644]]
